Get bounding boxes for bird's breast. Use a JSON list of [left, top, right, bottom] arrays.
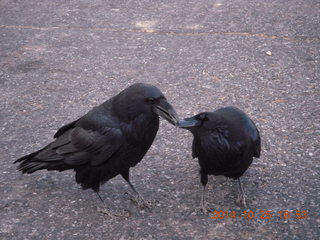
[[122, 116, 159, 144], [117, 118, 159, 168]]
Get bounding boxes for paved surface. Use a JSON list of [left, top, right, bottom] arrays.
[[1, 0, 319, 239]]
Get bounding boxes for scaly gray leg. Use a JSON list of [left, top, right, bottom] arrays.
[[237, 178, 247, 208], [121, 170, 154, 209], [198, 173, 211, 213], [95, 191, 130, 218]]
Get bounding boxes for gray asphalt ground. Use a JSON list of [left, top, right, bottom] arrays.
[[1, 1, 319, 239]]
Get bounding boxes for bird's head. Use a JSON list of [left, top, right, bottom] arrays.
[[114, 83, 179, 125], [178, 112, 228, 135], [177, 112, 209, 132]]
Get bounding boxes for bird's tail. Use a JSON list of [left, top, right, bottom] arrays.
[[14, 148, 71, 174]]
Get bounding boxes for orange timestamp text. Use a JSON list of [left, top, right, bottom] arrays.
[[210, 210, 309, 220]]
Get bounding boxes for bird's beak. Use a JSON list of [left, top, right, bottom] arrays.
[[178, 118, 201, 129], [153, 99, 179, 126]]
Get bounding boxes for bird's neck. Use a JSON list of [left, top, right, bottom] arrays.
[[122, 114, 159, 143]]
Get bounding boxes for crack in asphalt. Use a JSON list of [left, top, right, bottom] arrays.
[[1, 24, 319, 43]]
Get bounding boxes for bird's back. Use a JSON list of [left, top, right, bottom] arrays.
[[70, 99, 160, 191], [15, 96, 160, 192], [214, 107, 260, 157]]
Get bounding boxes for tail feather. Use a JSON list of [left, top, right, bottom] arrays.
[[15, 148, 71, 174], [17, 161, 48, 174], [14, 148, 43, 163]]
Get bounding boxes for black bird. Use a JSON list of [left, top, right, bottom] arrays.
[[15, 83, 179, 216], [178, 107, 260, 211]]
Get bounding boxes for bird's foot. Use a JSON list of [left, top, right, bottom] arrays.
[[196, 204, 214, 214], [125, 192, 154, 209], [97, 206, 130, 218], [236, 193, 247, 208]]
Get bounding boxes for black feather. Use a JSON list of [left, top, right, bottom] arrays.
[[15, 83, 178, 193], [178, 106, 261, 209], [180, 106, 261, 179]]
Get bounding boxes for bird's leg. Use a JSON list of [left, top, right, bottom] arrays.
[[200, 185, 208, 213], [198, 173, 211, 213], [125, 181, 154, 208], [95, 191, 130, 218], [237, 178, 247, 208], [121, 170, 154, 209]]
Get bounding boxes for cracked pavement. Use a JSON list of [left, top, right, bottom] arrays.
[[1, 0, 319, 239]]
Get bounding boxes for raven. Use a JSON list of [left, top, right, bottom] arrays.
[[178, 107, 260, 212], [15, 83, 179, 216]]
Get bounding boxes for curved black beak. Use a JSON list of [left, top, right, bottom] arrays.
[[178, 118, 201, 128], [153, 99, 179, 126]]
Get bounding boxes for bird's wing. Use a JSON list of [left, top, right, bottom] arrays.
[[252, 125, 261, 158], [54, 119, 80, 138], [201, 130, 244, 158], [51, 126, 123, 166], [192, 139, 199, 158], [247, 118, 261, 158]]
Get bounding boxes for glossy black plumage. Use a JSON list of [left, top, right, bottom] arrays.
[[15, 83, 178, 214], [178, 106, 260, 210]]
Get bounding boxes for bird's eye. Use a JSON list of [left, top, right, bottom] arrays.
[[146, 97, 155, 104], [198, 113, 207, 120]]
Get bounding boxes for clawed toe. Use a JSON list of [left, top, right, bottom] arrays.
[[139, 199, 155, 208], [196, 204, 213, 214], [97, 206, 131, 218], [236, 193, 247, 208], [125, 192, 154, 209]]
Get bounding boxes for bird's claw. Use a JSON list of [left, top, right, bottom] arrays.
[[125, 192, 154, 209], [97, 206, 131, 218], [140, 199, 155, 209], [236, 193, 247, 208], [196, 204, 214, 214]]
